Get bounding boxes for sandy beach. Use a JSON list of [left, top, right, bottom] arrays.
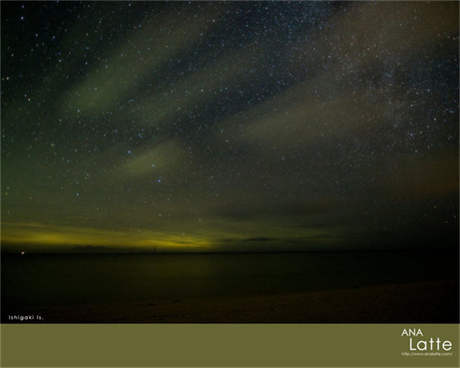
[[11, 279, 456, 323]]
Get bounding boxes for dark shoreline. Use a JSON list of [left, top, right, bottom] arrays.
[[3, 280, 458, 324], [3, 250, 458, 323]]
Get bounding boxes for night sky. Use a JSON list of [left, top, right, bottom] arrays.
[[1, 1, 458, 253]]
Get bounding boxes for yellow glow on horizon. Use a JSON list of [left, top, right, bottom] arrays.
[[1, 222, 211, 250]]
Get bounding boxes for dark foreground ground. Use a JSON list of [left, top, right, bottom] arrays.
[[2, 250, 458, 323], [5, 280, 457, 323]]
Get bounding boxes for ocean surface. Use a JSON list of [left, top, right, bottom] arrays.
[[2, 250, 458, 318]]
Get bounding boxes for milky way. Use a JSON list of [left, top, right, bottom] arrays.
[[1, 2, 458, 252]]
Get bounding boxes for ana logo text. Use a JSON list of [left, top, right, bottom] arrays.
[[401, 328, 452, 352]]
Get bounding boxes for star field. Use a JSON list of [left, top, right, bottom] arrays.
[[1, 1, 458, 252]]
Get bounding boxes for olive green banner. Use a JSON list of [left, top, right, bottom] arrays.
[[1, 324, 458, 367]]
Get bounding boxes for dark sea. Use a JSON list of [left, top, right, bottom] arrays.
[[2, 250, 458, 322]]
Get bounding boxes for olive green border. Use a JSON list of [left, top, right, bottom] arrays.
[[1, 324, 458, 367]]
